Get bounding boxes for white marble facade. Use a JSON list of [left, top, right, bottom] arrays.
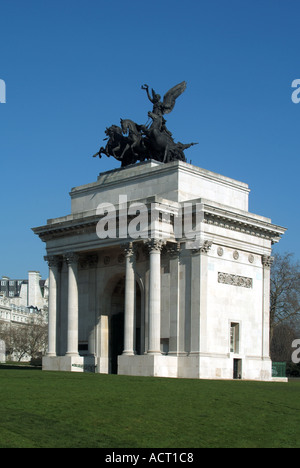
[[33, 161, 286, 380]]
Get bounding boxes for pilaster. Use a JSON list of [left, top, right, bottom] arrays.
[[261, 255, 274, 360], [189, 241, 212, 355]]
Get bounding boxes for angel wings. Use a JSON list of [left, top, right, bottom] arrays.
[[141, 81, 187, 116]]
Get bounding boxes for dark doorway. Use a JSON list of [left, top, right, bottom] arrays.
[[233, 359, 242, 379], [109, 277, 142, 374], [110, 312, 124, 374]]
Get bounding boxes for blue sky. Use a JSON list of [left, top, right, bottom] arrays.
[[0, 0, 299, 279]]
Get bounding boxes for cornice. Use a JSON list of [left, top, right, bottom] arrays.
[[32, 216, 98, 242], [33, 198, 286, 244], [203, 205, 286, 243]]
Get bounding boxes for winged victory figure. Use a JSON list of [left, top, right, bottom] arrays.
[[141, 81, 187, 117]]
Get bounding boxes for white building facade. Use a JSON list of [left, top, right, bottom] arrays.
[[33, 161, 286, 380], [0, 298, 47, 325], [0, 271, 48, 310]]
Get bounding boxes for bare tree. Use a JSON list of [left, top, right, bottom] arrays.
[[0, 315, 47, 362], [270, 323, 296, 362], [10, 324, 29, 362], [0, 321, 12, 357], [270, 252, 300, 336], [27, 315, 48, 360]]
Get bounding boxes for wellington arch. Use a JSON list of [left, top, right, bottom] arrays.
[[33, 159, 286, 380]]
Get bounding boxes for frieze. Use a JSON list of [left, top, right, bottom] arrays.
[[79, 254, 98, 270], [218, 272, 253, 289], [118, 254, 125, 264], [103, 256, 111, 266]]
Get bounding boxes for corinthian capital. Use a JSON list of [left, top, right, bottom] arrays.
[[261, 255, 274, 268], [191, 240, 213, 255], [122, 242, 137, 258], [64, 252, 79, 266], [44, 255, 62, 269], [144, 238, 166, 253]]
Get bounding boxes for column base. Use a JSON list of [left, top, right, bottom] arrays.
[[96, 357, 109, 374], [43, 355, 96, 373], [118, 355, 179, 378]]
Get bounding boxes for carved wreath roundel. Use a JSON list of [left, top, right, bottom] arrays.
[[233, 250, 239, 260]]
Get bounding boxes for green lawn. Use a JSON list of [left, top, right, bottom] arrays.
[[0, 368, 299, 448]]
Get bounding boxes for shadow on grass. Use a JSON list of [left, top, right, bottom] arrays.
[[0, 364, 42, 371]]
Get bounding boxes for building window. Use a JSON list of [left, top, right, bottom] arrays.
[[230, 323, 240, 354]]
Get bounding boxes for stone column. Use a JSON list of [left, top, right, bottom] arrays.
[[168, 243, 183, 356], [79, 254, 99, 356], [88, 254, 99, 356], [65, 252, 79, 356], [44, 255, 61, 357], [123, 242, 136, 356], [261, 255, 274, 358], [146, 239, 164, 355]]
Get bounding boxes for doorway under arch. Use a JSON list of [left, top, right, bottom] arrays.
[[109, 276, 142, 374]]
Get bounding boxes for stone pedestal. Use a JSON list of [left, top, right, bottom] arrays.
[[118, 355, 179, 378], [43, 355, 96, 373]]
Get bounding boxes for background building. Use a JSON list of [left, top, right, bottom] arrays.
[[0, 271, 48, 362], [0, 271, 48, 310]]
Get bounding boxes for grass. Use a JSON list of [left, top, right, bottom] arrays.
[[0, 367, 299, 448]]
